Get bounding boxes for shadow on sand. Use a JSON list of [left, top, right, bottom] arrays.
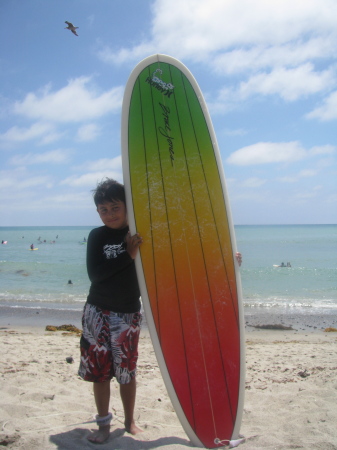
[[49, 426, 196, 449]]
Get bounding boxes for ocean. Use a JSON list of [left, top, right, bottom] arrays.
[[0, 225, 336, 325]]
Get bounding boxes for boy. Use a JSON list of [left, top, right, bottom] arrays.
[[78, 178, 143, 444]]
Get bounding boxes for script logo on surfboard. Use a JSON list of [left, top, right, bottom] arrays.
[[145, 68, 175, 97]]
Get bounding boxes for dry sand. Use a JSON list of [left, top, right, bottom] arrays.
[[0, 323, 337, 449]]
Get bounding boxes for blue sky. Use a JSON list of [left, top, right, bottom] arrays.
[[1, 0, 336, 226]]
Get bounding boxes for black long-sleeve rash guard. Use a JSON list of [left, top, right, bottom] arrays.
[[86, 225, 141, 313]]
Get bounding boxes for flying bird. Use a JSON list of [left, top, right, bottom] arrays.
[[65, 21, 79, 36]]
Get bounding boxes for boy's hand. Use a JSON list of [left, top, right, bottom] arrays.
[[126, 232, 143, 259]]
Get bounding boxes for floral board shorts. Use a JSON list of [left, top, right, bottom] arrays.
[[78, 303, 142, 384]]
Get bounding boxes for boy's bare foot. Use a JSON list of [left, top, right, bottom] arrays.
[[125, 420, 143, 435], [87, 425, 110, 444]]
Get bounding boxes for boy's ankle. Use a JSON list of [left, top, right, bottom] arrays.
[[96, 412, 113, 427], [125, 420, 143, 435]]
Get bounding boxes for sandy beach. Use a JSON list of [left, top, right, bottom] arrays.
[[1, 311, 337, 450]]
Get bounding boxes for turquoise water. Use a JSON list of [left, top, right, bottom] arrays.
[[238, 225, 337, 311], [0, 226, 91, 310], [0, 225, 336, 314]]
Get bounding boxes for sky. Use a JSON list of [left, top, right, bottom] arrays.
[[0, 0, 336, 226]]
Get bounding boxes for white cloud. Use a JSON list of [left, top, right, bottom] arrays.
[[98, 43, 156, 66], [294, 191, 317, 200], [46, 191, 92, 206], [99, 0, 337, 65], [61, 169, 123, 187], [306, 91, 337, 121], [76, 124, 101, 142], [61, 157, 123, 187], [226, 141, 307, 165], [98, 0, 337, 113], [39, 130, 64, 145], [87, 157, 121, 171], [298, 169, 317, 178], [76, 156, 122, 172], [309, 145, 335, 155], [208, 64, 336, 111], [13, 77, 124, 123], [222, 128, 247, 137], [312, 157, 336, 171], [278, 169, 317, 183], [278, 176, 297, 183], [159, 0, 337, 58], [0, 122, 56, 144], [9, 149, 71, 166], [0, 168, 53, 190], [227, 142, 336, 166], [238, 64, 336, 101], [213, 38, 336, 75], [206, 87, 238, 114], [0, 188, 91, 213], [242, 177, 267, 188]]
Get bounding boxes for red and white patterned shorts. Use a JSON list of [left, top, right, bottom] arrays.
[[78, 303, 142, 384]]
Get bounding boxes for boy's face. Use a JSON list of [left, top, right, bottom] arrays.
[[97, 200, 128, 230]]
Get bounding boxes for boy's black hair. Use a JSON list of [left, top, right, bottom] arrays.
[[93, 178, 126, 206]]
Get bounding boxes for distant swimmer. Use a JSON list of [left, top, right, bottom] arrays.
[[2, 240, 7, 244], [68, 280, 73, 285], [65, 21, 79, 36], [273, 262, 291, 267], [30, 244, 34, 250]]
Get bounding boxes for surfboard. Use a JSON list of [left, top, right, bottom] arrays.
[[29, 248, 38, 251], [122, 54, 245, 449]]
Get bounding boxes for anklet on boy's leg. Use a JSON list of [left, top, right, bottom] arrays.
[[95, 412, 113, 426]]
